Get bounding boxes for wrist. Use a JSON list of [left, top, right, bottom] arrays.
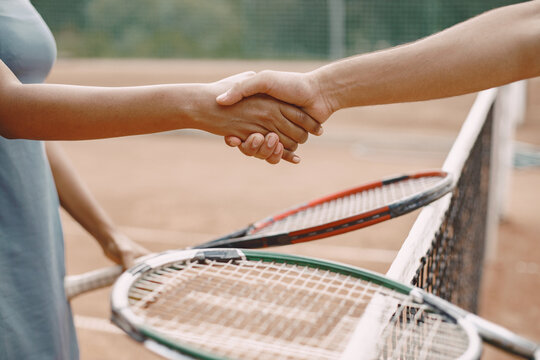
[[309, 68, 340, 116], [160, 83, 209, 132], [186, 82, 233, 136], [91, 221, 120, 248], [167, 81, 250, 137]]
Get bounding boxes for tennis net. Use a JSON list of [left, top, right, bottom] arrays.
[[340, 83, 525, 359], [386, 82, 526, 313]]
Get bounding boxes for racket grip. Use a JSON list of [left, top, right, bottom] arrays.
[[466, 314, 539, 359], [65, 264, 123, 300]]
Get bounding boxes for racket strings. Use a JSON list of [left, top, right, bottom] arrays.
[[128, 260, 376, 359], [376, 301, 470, 359], [125, 258, 471, 360], [251, 176, 445, 236]]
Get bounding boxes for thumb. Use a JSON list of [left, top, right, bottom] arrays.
[[216, 86, 244, 106], [216, 73, 270, 106]]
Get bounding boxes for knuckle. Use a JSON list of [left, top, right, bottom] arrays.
[[242, 147, 256, 156], [266, 155, 279, 165], [298, 131, 309, 144], [287, 142, 299, 152], [297, 111, 309, 124]]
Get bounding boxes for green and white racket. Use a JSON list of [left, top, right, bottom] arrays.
[[110, 249, 539, 360]]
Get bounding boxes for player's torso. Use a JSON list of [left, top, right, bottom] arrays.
[[0, 0, 56, 84]]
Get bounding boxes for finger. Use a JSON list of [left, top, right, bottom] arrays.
[[282, 148, 301, 164], [253, 133, 280, 161], [216, 73, 272, 106], [280, 104, 324, 136], [267, 107, 308, 145], [224, 135, 242, 147], [264, 142, 283, 165], [119, 247, 135, 269], [275, 133, 298, 152], [238, 133, 265, 157]]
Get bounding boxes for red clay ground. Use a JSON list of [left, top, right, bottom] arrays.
[[47, 60, 540, 360]]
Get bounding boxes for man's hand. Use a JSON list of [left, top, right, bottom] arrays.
[[216, 70, 333, 123]]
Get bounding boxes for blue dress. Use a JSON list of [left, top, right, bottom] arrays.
[[0, 0, 79, 358]]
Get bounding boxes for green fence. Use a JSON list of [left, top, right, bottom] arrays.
[[32, 0, 524, 59]]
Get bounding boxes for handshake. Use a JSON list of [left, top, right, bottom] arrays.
[[214, 70, 334, 165], [212, 0, 540, 165]]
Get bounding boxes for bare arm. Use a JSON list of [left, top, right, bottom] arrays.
[[317, 0, 540, 112], [218, 1, 540, 122], [46, 142, 148, 268], [0, 63, 321, 155]]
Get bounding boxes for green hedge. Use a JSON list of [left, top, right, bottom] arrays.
[[32, 0, 524, 59]]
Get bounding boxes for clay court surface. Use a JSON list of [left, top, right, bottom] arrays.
[[47, 59, 540, 359]]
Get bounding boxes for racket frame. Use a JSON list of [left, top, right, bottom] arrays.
[[197, 171, 453, 249], [110, 249, 487, 360]]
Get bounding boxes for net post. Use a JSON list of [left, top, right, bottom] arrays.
[[486, 81, 527, 260], [328, 0, 346, 59], [386, 88, 497, 285]]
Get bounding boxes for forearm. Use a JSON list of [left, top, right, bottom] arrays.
[[46, 142, 119, 246], [314, 1, 540, 111], [0, 64, 206, 140]]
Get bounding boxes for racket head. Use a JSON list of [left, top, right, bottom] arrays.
[[111, 248, 481, 360], [197, 171, 453, 249]]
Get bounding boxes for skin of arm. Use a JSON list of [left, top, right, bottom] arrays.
[[219, 0, 540, 156], [46, 142, 149, 268], [0, 64, 323, 160]]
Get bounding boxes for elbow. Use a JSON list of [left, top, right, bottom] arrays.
[[0, 110, 22, 139], [0, 125, 21, 140], [0, 106, 19, 139], [0, 108, 21, 140]]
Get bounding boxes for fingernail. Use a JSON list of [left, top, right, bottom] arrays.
[[216, 91, 228, 102], [316, 126, 324, 136], [292, 155, 301, 163], [251, 136, 262, 148], [273, 144, 282, 154], [267, 135, 277, 148]]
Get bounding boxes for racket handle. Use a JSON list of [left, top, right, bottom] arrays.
[[419, 290, 539, 359], [65, 264, 123, 300], [466, 314, 539, 359]]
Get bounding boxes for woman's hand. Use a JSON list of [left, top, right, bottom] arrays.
[[101, 230, 150, 269], [224, 132, 298, 165]]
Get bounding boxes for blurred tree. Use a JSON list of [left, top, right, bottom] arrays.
[[243, 0, 328, 59], [31, 0, 527, 59], [32, 0, 88, 29], [82, 0, 243, 57]]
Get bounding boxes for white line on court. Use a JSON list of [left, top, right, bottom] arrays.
[[74, 315, 123, 334]]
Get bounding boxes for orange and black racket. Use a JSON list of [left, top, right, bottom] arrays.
[[196, 170, 452, 249], [65, 170, 452, 299]]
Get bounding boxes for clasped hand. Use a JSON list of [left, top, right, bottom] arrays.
[[215, 70, 333, 164]]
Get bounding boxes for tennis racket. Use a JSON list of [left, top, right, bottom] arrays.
[[65, 170, 453, 299], [110, 248, 539, 360]]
